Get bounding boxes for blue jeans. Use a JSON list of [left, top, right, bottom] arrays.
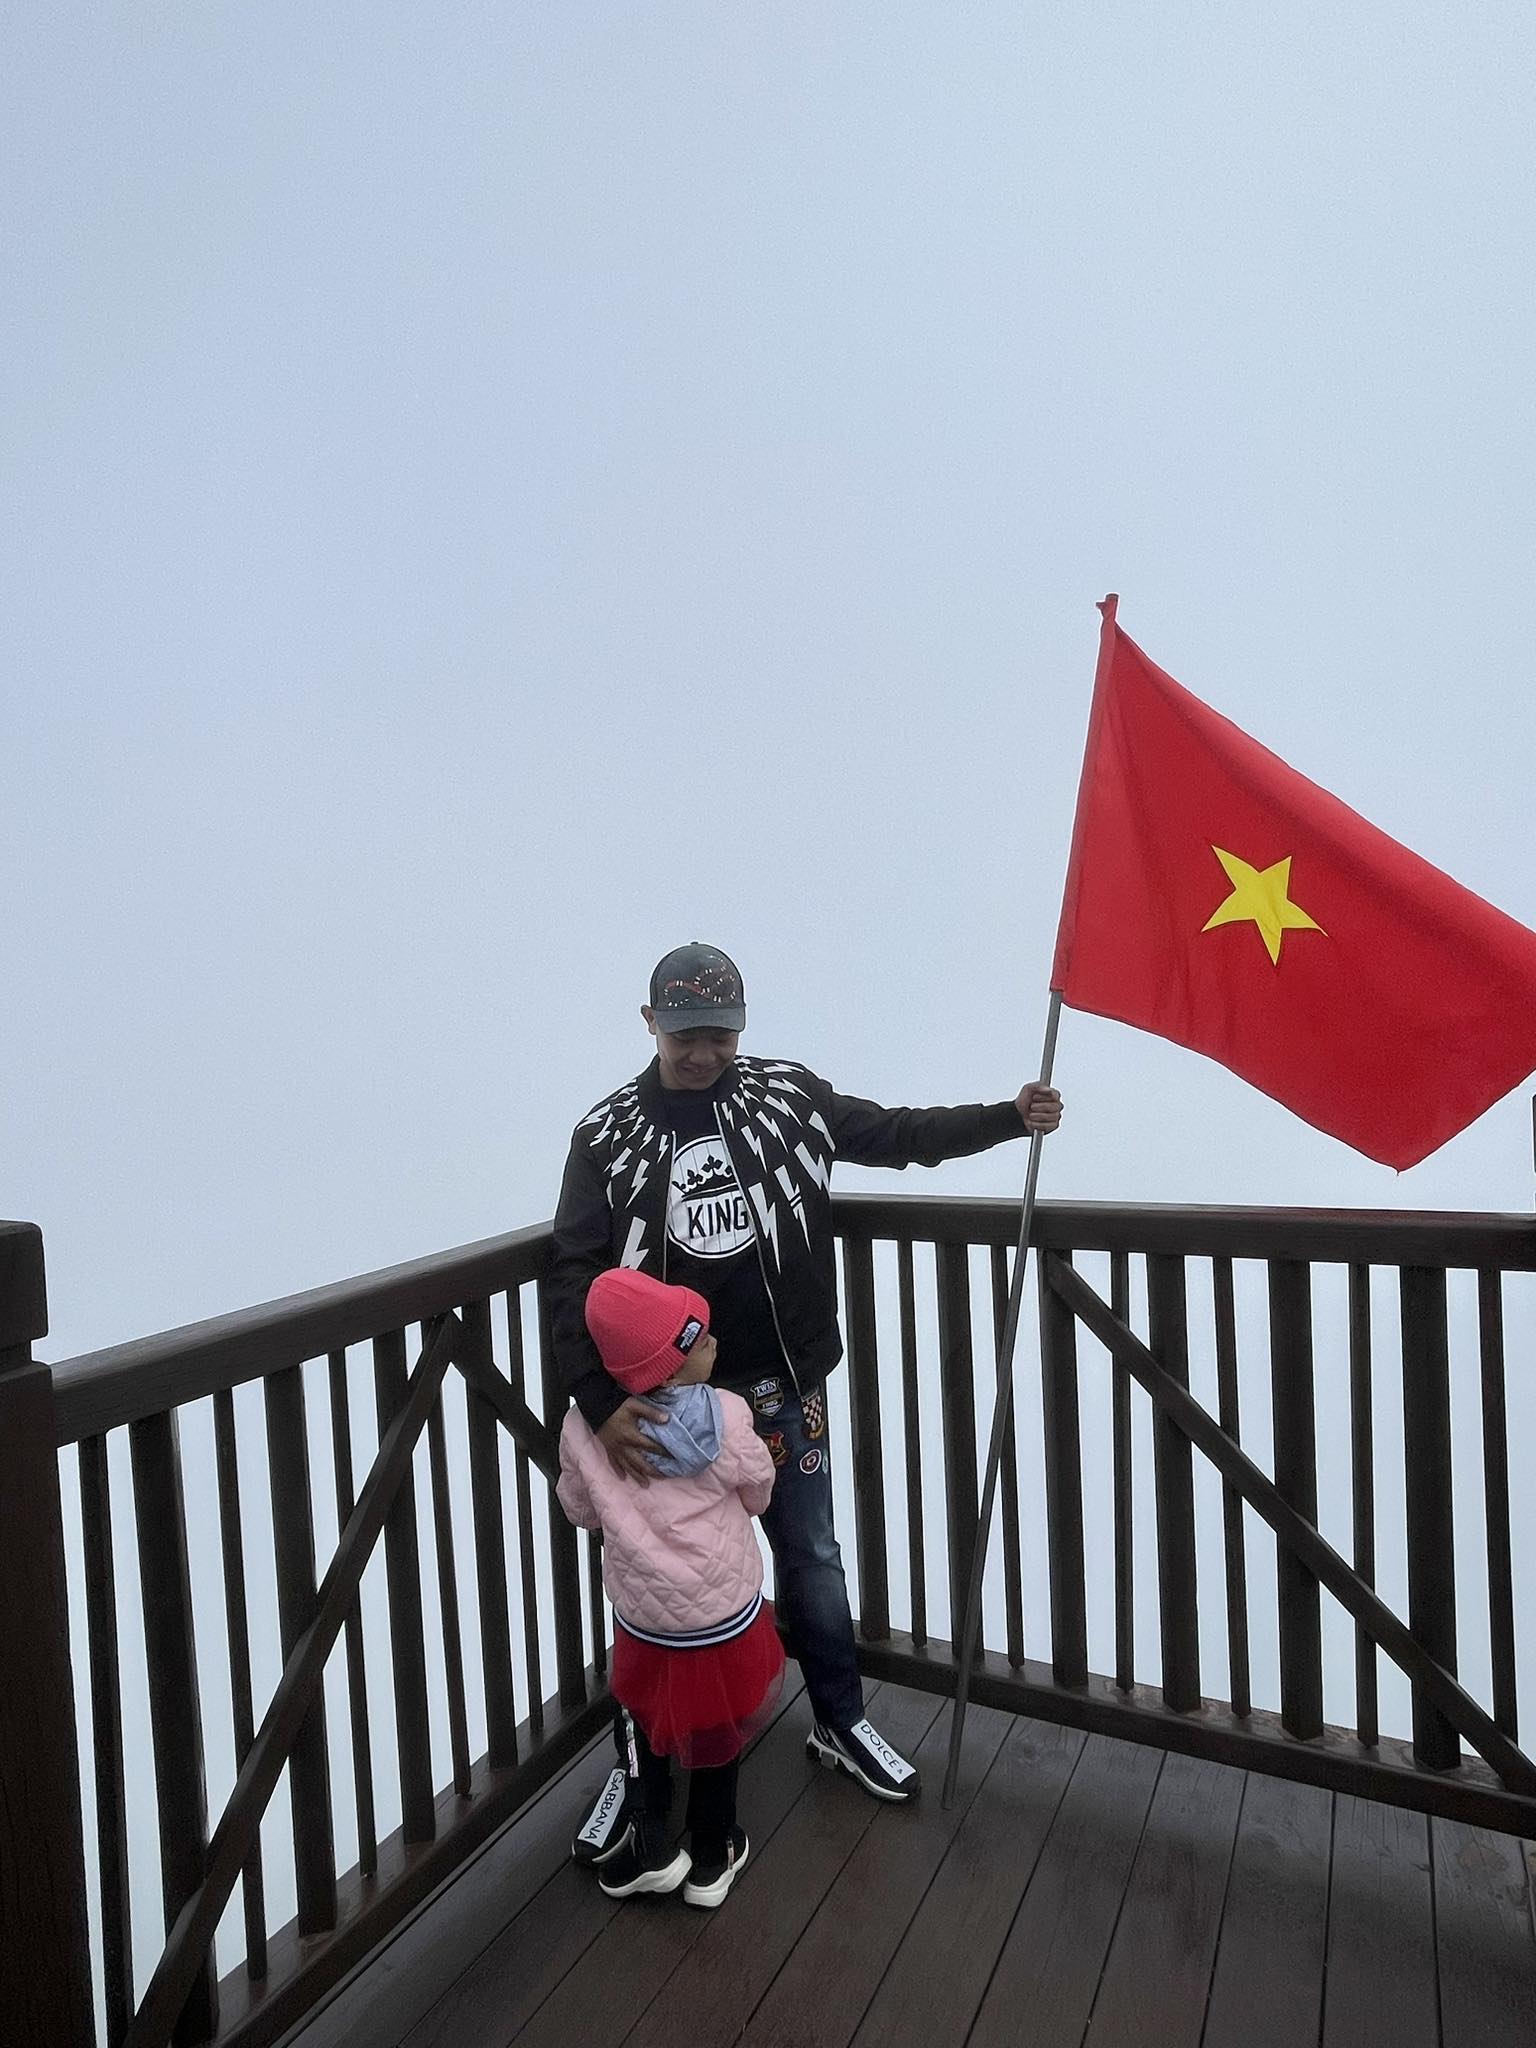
[[745, 1375, 864, 1730]]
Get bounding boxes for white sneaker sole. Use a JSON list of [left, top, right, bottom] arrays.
[[683, 1836, 750, 1908], [598, 1844, 691, 1898], [806, 1726, 917, 1802]]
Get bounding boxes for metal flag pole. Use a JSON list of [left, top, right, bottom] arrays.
[[940, 987, 1063, 1809]]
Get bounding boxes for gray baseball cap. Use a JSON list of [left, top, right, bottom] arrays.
[[647, 943, 746, 1033]]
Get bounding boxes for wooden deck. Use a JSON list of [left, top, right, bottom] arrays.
[[288, 1674, 1536, 2048]]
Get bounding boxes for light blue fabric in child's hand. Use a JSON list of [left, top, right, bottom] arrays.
[[639, 1383, 724, 1477]]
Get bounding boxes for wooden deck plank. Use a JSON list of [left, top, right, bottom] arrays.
[[1200, 1774, 1333, 2048], [733, 1703, 1016, 2048], [295, 1681, 810, 2048], [614, 1686, 945, 2048], [1083, 1751, 1246, 2048], [291, 1730, 617, 2048], [1322, 1795, 1437, 2048], [397, 1847, 619, 2047], [966, 1734, 1165, 2048], [400, 1677, 828, 2048], [498, 1683, 837, 2048], [1433, 1820, 1536, 2048], [848, 1715, 1086, 2048], [284, 1676, 1535, 2048]]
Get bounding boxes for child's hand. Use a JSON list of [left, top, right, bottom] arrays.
[[597, 1396, 669, 1484]]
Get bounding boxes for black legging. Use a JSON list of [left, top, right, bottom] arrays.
[[622, 1709, 738, 1861]]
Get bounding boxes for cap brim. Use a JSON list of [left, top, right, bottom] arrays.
[[654, 1006, 746, 1035]]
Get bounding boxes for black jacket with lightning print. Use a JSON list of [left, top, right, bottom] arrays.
[[549, 1055, 1024, 1431]]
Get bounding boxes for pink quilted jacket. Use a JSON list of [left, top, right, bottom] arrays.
[[557, 1391, 776, 1636]]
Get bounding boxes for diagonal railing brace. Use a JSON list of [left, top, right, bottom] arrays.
[[452, 1343, 558, 1479], [1045, 1255, 1536, 1792], [124, 1311, 465, 2048]]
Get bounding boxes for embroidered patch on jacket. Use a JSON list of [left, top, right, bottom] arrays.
[[802, 1387, 826, 1440], [799, 1448, 824, 1475], [750, 1375, 783, 1417], [763, 1430, 788, 1467]]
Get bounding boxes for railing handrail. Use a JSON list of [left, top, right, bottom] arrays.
[[834, 1192, 1536, 1266], [49, 1197, 1536, 1442], [49, 1221, 555, 1442]]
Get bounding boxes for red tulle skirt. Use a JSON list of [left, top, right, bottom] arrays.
[[611, 1601, 786, 1769]]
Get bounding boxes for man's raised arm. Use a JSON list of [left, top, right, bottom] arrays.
[[824, 1079, 1062, 1169]]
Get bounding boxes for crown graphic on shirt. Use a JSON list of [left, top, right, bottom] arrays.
[[673, 1152, 729, 1196]]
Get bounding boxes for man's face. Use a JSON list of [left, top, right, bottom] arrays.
[[641, 1007, 740, 1090]]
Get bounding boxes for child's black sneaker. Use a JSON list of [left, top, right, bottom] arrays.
[[596, 1818, 691, 1898], [683, 1827, 750, 1908], [571, 1767, 634, 1866], [807, 1717, 920, 1801]]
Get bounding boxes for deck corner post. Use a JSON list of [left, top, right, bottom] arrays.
[[0, 1222, 96, 2048]]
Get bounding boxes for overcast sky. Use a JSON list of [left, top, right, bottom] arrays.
[[7, 3, 1535, 1359], [7, 2, 1536, 2002]]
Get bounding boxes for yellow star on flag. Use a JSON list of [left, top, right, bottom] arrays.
[[1201, 847, 1325, 966]]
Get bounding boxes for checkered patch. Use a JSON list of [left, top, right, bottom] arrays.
[[802, 1387, 826, 1441]]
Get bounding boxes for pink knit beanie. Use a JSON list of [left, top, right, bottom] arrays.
[[584, 1268, 711, 1396]]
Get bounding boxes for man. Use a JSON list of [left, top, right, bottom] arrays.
[[551, 942, 1062, 1866]]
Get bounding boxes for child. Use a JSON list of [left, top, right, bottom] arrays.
[[557, 1267, 783, 1906]]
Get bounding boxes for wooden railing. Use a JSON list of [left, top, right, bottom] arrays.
[[4, 1195, 1534, 2048], [3, 1223, 611, 2048], [836, 1196, 1536, 1837]]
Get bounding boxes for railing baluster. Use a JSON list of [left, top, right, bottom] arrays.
[[1476, 1269, 1518, 1741], [212, 1390, 267, 1977], [1348, 1266, 1378, 1747], [372, 1327, 436, 1842], [990, 1246, 1025, 1667], [843, 1231, 889, 1642], [326, 1349, 377, 1874], [79, 1434, 134, 2046], [1399, 1265, 1459, 1770], [425, 1371, 472, 1799], [1268, 1259, 1323, 1740], [586, 1532, 608, 1678], [1211, 1258, 1251, 1717], [1038, 1249, 1087, 1686], [897, 1240, 927, 1648], [1145, 1254, 1200, 1711], [129, 1408, 219, 2041], [537, 1281, 587, 1707], [934, 1242, 979, 1645], [505, 1288, 544, 1733], [463, 1302, 518, 1768], [1111, 1251, 1134, 1692], [264, 1362, 338, 1929]]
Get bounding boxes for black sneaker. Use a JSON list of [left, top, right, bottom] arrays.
[[807, 1718, 920, 1801], [571, 1767, 634, 1867], [596, 1819, 691, 1899], [683, 1828, 750, 1908]]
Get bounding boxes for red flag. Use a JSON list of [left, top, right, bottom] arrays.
[[1051, 598, 1536, 1168]]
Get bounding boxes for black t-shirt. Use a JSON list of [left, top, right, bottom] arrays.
[[660, 1085, 787, 1394]]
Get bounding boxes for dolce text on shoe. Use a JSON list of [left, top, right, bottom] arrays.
[[807, 1719, 919, 1801]]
